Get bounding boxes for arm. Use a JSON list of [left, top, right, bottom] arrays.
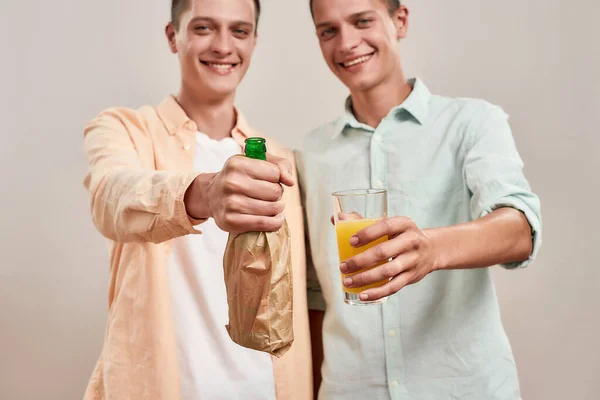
[[83, 110, 294, 243], [338, 104, 542, 301], [428, 207, 532, 271], [83, 111, 204, 243]]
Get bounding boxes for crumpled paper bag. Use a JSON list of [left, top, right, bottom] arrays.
[[223, 220, 294, 357]]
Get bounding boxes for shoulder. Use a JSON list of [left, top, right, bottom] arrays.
[[84, 103, 161, 138], [437, 93, 508, 127]]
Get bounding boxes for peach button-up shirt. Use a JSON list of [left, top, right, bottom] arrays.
[[82, 96, 312, 400]]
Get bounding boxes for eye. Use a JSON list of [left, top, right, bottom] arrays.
[[357, 18, 373, 27], [320, 27, 337, 39], [233, 28, 250, 37], [194, 25, 210, 33]]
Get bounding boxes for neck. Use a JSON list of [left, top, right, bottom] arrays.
[[349, 69, 412, 129], [176, 85, 237, 140]]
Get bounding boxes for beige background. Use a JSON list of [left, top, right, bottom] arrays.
[[1, 0, 598, 399]]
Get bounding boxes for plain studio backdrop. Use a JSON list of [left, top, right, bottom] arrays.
[[1, 0, 598, 399]]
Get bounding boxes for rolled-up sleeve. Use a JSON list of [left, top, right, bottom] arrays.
[[464, 104, 542, 269]]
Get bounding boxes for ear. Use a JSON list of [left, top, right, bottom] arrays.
[[392, 5, 409, 40], [165, 22, 178, 54]]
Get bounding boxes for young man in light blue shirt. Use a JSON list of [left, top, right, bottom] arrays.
[[298, 1, 542, 399]]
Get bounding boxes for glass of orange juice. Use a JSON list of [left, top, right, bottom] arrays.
[[332, 189, 390, 305]]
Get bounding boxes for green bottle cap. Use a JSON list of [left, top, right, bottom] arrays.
[[244, 137, 267, 161]]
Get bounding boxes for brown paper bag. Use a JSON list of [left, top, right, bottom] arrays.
[[223, 220, 294, 357]]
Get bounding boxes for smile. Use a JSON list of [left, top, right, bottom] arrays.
[[200, 61, 239, 74], [340, 53, 374, 68]]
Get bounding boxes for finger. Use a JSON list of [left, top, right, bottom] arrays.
[[352, 216, 415, 247], [343, 252, 415, 288], [266, 153, 295, 187], [223, 172, 284, 202], [358, 270, 415, 302], [332, 211, 363, 225], [244, 180, 284, 202], [341, 232, 421, 274], [229, 156, 282, 184], [225, 196, 285, 217], [221, 213, 285, 234]]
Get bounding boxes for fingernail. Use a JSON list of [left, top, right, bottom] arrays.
[[343, 277, 353, 287], [287, 169, 293, 177], [340, 263, 348, 273], [350, 236, 359, 246], [359, 293, 369, 300]]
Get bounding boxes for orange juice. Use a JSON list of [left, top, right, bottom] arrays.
[[335, 218, 390, 294]]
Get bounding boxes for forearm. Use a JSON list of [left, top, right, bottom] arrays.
[[428, 207, 533, 271], [309, 309, 324, 399], [83, 112, 208, 244], [89, 168, 204, 243]]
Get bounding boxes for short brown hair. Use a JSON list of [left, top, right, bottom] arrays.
[[171, 0, 262, 31], [309, 0, 400, 20]]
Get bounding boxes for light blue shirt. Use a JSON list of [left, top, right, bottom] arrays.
[[296, 78, 542, 400]]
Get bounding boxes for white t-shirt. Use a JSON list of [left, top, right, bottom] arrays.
[[167, 132, 276, 400]]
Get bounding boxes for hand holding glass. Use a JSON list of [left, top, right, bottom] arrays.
[[332, 189, 390, 305]]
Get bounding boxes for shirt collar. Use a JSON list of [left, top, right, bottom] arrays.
[[156, 95, 253, 145], [331, 77, 431, 139]]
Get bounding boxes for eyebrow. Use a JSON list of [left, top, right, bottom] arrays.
[[189, 16, 254, 28], [315, 10, 376, 29]]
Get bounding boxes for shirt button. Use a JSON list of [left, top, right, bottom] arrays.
[[185, 121, 196, 131], [375, 180, 384, 188], [183, 144, 191, 151], [391, 380, 398, 388], [388, 330, 396, 338]]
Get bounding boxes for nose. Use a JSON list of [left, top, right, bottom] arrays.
[[338, 26, 361, 56], [210, 29, 234, 56]]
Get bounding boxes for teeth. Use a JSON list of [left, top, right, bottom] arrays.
[[208, 63, 234, 69], [344, 55, 372, 67]]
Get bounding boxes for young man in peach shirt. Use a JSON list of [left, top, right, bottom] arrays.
[[82, 1, 311, 399]]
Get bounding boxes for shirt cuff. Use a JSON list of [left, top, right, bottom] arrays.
[[481, 198, 542, 269]]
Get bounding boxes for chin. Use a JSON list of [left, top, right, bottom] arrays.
[[207, 85, 238, 98], [197, 78, 240, 98], [344, 76, 378, 93]]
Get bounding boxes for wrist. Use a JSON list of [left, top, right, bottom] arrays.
[[425, 228, 450, 272], [184, 173, 216, 220]]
